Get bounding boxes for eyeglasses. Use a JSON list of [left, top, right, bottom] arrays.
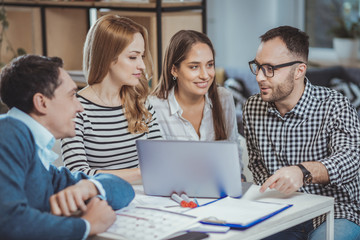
[[248, 60, 305, 78]]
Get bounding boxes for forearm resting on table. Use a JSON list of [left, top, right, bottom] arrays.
[[301, 161, 329, 184], [96, 168, 141, 184]]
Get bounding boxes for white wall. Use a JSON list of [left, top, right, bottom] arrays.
[[207, 0, 305, 69]]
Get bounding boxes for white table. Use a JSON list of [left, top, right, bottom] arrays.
[[206, 184, 334, 240], [94, 184, 334, 240]]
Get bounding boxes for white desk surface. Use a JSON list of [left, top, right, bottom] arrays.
[[94, 184, 334, 240], [206, 184, 334, 240]]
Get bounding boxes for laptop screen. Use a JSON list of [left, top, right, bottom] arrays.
[[136, 139, 242, 198]]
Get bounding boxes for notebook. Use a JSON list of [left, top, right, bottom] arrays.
[[136, 139, 242, 198]]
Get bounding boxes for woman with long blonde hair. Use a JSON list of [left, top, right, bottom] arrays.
[[62, 15, 161, 183]]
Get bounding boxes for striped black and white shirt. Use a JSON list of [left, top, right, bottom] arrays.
[[61, 95, 162, 176], [243, 79, 360, 227]]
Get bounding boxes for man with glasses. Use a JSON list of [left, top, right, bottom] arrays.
[[243, 26, 360, 240]]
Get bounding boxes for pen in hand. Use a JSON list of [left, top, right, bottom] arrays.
[[71, 195, 106, 217]]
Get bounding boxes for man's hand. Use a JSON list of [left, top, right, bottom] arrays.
[[49, 180, 98, 216], [260, 166, 303, 195], [81, 197, 116, 236]]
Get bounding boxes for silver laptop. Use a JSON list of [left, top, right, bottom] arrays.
[[136, 139, 242, 198]]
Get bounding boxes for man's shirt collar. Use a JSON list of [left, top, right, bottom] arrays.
[[7, 107, 58, 170]]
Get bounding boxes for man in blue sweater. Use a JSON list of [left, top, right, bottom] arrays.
[[0, 55, 135, 240]]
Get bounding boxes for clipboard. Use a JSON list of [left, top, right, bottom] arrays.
[[187, 197, 293, 230]]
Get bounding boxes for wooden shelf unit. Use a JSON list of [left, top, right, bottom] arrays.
[[2, 0, 206, 86]]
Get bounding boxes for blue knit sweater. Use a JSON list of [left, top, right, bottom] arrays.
[[0, 116, 135, 240]]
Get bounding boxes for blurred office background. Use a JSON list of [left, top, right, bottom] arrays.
[[207, 0, 360, 69]]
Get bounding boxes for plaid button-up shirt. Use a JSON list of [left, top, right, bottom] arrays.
[[243, 78, 360, 227]]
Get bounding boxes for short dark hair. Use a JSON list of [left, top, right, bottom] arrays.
[[0, 55, 63, 113], [260, 26, 309, 61]]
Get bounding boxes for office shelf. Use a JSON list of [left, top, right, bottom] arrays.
[[2, 0, 206, 86]]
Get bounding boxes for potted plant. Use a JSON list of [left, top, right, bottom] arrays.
[[0, 2, 26, 113], [0, 3, 26, 68], [329, 1, 360, 65]]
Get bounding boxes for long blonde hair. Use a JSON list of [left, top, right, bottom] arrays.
[[152, 30, 227, 140], [83, 15, 153, 133]]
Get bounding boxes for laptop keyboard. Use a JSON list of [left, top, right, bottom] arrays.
[[105, 206, 198, 240]]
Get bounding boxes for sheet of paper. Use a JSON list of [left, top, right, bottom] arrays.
[[187, 197, 291, 226]]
